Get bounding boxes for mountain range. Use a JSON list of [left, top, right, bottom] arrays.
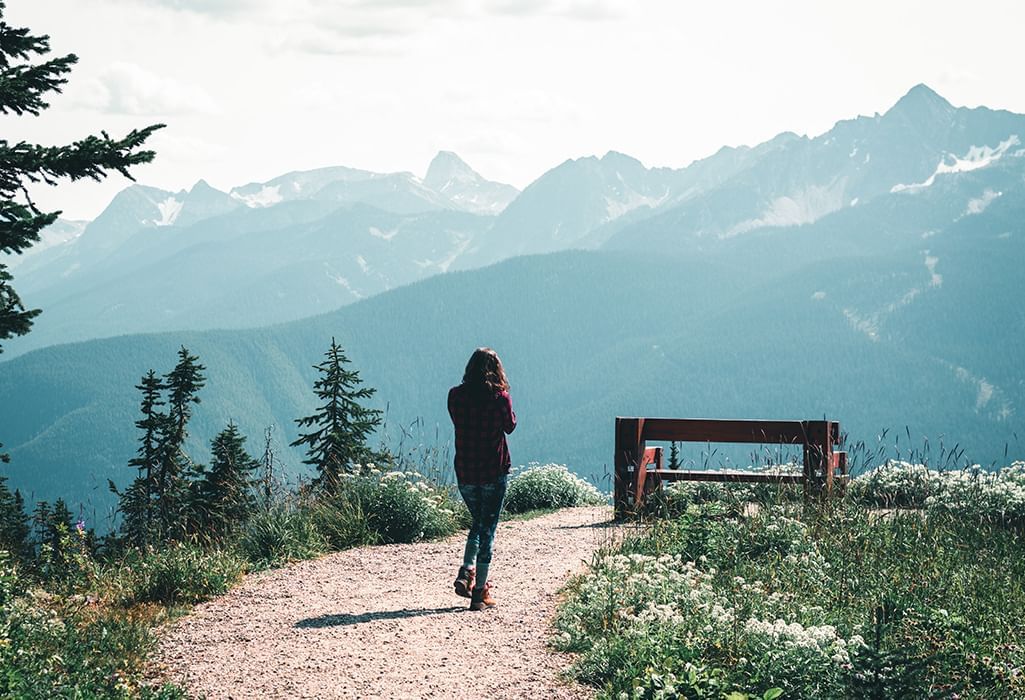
[[1, 84, 1023, 521]]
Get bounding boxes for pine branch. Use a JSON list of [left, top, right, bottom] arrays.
[[0, 8, 53, 66], [0, 264, 39, 348], [0, 53, 76, 116], [0, 124, 165, 193], [0, 200, 57, 254]]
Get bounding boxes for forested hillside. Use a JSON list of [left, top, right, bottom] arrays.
[[2, 201, 1021, 521]]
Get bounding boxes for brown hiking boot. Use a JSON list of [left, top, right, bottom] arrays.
[[454, 566, 475, 598], [469, 582, 496, 611]]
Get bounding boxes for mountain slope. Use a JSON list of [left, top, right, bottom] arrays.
[[2, 200, 1021, 520], [603, 84, 1025, 251], [4, 154, 516, 358]]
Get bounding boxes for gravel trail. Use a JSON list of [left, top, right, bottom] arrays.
[[152, 506, 614, 699]]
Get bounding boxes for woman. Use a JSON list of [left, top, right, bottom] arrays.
[[448, 347, 517, 611]]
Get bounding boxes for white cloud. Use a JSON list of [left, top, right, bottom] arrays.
[[72, 62, 221, 116], [134, 0, 269, 16]]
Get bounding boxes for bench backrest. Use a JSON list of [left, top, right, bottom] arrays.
[[614, 417, 841, 517]]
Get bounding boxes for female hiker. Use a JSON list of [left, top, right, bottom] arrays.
[[448, 347, 517, 611]]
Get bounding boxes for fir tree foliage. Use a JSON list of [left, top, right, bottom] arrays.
[[115, 370, 167, 547], [291, 338, 382, 489], [31, 498, 72, 551], [668, 441, 681, 470], [190, 423, 260, 539], [155, 346, 205, 539], [0, 476, 29, 560], [114, 347, 205, 546], [0, 1, 163, 352]]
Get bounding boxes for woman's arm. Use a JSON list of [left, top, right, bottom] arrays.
[[501, 392, 517, 434]]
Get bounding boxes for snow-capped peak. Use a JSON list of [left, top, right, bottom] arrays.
[[231, 185, 283, 208], [891, 135, 1021, 193]]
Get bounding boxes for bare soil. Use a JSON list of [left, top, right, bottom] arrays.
[[151, 506, 614, 699]]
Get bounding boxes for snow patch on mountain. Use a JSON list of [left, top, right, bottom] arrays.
[[965, 189, 1002, 215], [723, 180, 847, 238], [951, 364, 1012, 418], [356, 255, 369, 274], [231, 185, 283, 208], [369, 226, 398, 240], [437, 235, 473, 273], [924, 253, 942, 288], [324, 266, 363, 299], [891, 136, 1021, 193], [843, 308, 879, 341], [603, 186, 668, 221], [151, 197, 184, 227]]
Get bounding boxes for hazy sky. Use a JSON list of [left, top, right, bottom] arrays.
[[7, 0, 1025, 219]]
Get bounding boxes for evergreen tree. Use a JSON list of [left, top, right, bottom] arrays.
[[0, 476, 29, 560], [31, 498, 71, 552], [291, 338, 382, 489], [191, 423, 259, 539], [30, 500, 50, 548], [668, 441, 681, 470], [155, 346, 205, 539], [113, 349, 205, 546], [113, 369, 167, 547], [0, 2, 162, 352]]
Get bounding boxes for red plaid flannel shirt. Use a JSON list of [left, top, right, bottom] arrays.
[[448, 384, 517, 485]]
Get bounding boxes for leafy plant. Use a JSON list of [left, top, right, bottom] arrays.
[[104, 543, 246, 606], [504, 463, 606, 514], [237, 501, 326, 570]]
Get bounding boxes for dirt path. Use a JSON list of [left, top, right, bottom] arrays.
[[152, 506, 614, 699]]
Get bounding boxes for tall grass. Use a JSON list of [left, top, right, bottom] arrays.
[[0, 457, 470, 696], [555, 460, 1025, 699]]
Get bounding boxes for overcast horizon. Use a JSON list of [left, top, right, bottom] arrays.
[[6, 0, 1025, 220]]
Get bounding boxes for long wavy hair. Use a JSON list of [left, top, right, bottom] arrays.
[[462, 347, 509, 399]]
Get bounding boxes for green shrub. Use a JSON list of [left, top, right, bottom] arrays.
[[34, 523, 99, 596], [324, 468, 463, 544], [645, 480, 754, 518], [238, 502, 326, 570], [104, 543, 246, 606], [504, 463, 606, 514], [311, 496, 377, 550]]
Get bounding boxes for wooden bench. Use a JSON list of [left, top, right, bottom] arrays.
[[614, 417, 847, 518]]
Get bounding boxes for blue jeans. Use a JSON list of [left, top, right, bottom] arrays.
[[458, 477, 507, 591]]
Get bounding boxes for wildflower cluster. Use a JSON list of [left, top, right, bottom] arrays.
[[354, 465, 465, 543], [850, 460, 1025, 526], [504, 463, 606, 514], [555, 481, 1025, 698], [742, 618, 864, 695], [646, 463, 805, 517]]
